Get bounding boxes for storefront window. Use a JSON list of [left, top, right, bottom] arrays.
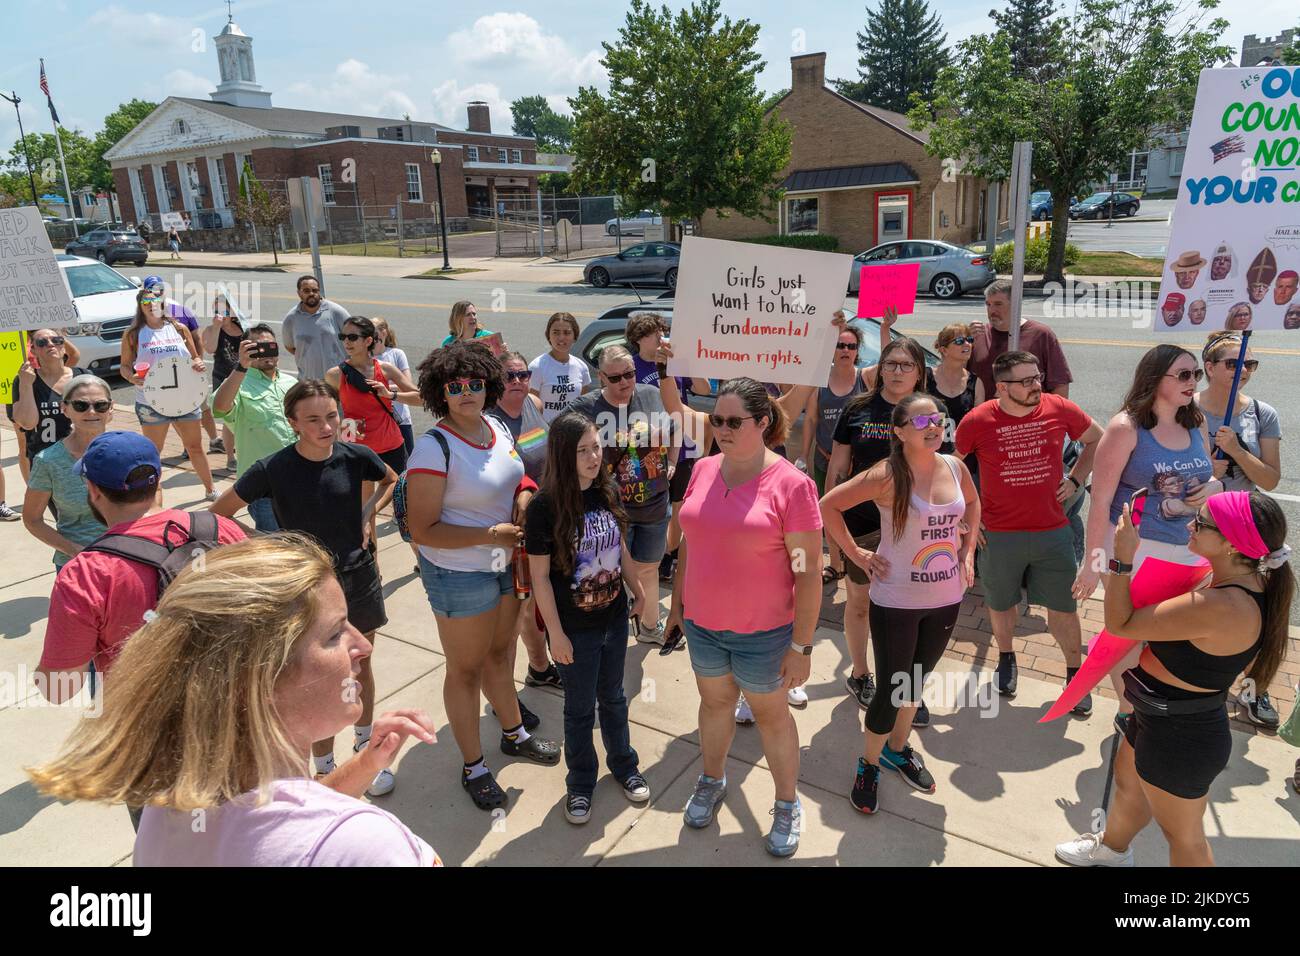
[[786, 197, 818, 234]]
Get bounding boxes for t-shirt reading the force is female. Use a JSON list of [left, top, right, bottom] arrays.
[[234, 441, 387, 567], [528, 352, 591, 424], [525, 486, 627, 633]]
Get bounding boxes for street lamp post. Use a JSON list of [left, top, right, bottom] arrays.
[[430, 149, 451, 271], [0, 91, 40, 206]]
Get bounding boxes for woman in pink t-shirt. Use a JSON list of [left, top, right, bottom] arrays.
[[28, 535, 441, 867], [663, 378, 823, 859]]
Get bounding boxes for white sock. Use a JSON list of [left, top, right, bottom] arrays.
[[463, 758, 490, 781], [354, 724, 373, 750], [502, 722, 531, 744], [313, 753, 336, 775]]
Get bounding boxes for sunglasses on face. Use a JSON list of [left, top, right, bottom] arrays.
[[604, 370, 637, 383], [1219, 358, 1259, 372], [1191, 512, 1219, 535], [338, 332, 368, 342], [945, 336, 974, 346], [444, 378, 485, 396], [505, 370, 532, 383], [909, 413, 944, 429], [33, 336, 65, 347], [1164, 368, 1204, 383], [835, 342, 859, 351], [999, 374, 1043, 388], [882, 361, 917, 373], [68, 399, 112, 413], [708, 414, 756, 430]]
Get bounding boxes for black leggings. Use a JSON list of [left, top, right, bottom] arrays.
[[865, 602, 961, 735]]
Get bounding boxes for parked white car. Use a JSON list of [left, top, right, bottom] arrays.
[[604, 210, 662, 236], [53, 254, 143, 378]]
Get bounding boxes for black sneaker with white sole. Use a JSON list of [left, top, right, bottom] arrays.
[[1244, 692, 1280, 728], [846, 673, 877, 710], [996, 652, 1018, 697], [880, 743, 936, 793], [564, 792, 592, 824], [850, 758, 880, 814], [525, 663, 564, 690], [620, 773, 650, 803]]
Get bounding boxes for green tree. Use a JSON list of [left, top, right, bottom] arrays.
[[233, 163, 289, 264], [510, 95, 575, 152], [909, 0, 1230, 284], [845, 0, 949, 112], [989, 0, 1061, 80], [762, 88, 790, 112], [1281, 27, 1300, 65], [569, 0, 792, 225], [5, 130, 96, 206], [88, 99, 157, 191]]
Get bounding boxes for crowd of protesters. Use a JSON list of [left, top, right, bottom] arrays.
[[11, 273, 1296, 868]]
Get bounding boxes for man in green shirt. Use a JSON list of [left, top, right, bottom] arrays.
[[211, 323, 297, 532]]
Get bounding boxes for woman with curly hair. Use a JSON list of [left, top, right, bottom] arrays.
[[405, 341, 560, 811]]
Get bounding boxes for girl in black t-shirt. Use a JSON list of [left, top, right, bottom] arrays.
[[825, 337, 928, 716], [526, 411, 649, 824], [8, 327, 85, 482]]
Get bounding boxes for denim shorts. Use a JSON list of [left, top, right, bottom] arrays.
[[625, 513, 670, 564], [685, 619, 794, 695], [418, 553, 514, 619], [135, 401, 201, 425]]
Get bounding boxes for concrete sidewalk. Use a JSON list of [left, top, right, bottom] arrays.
[[1, 411, 1297, 866], [159, 250, 589, 284]]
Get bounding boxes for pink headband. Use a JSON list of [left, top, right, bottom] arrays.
[[1205, 491, 1268, 560]]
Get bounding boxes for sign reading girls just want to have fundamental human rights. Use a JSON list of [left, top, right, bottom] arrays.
[[668, 236, 854, 388], [1158, 66, 1300, 333]]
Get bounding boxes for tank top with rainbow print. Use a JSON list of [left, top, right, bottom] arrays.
[[868, 455, 967, 610]]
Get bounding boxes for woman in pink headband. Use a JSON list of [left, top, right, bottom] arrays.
[[1057, 489, 1294, 868]]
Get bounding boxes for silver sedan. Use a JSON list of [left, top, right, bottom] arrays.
[[847, 240, 996, 300], [583, 242, 681, 289]]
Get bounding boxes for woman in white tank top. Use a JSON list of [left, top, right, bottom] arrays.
[[820, 393, 980, 816]]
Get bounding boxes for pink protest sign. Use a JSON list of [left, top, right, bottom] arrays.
[[1040, 557, 1211, 723], [856, 263, 920, 319]]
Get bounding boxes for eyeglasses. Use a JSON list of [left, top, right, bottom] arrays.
[[835, 342, 859, 351], [1164, 368, 1204, 384], [882, 361, 917, 373], [68, 399, 112, 413], [603, 370, 637, 383], [338, 332, 367, 342], [998, 373, 1043, 388], [1218, 358, 1259, 372], [708, 414, 756, 430], [444, 378, 486, 396], [32, 336, 65, 347], [909, 413, 945, 429], [945, 336, 974, 346], [505, 370, 532, 383], [1191, 512, 1219, 534]]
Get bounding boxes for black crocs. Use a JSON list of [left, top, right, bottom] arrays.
[[500, 733, 561, 765], [462, 769, 508, 811]]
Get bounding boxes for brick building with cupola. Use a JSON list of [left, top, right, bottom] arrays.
[[105, 13, 564, 245]]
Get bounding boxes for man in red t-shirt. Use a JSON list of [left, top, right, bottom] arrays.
[[36, 431, 245, 704], [969, 279, 1074, 400], [955, 351, 1102, 706]]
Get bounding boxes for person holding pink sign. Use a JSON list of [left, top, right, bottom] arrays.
[[1056, 491, 1293, 867]]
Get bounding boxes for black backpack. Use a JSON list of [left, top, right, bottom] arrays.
[[83, 511, 225, 600]]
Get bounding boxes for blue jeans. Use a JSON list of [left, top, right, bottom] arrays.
[[555, 606, 639, 797], [247, 497, 280, 532]]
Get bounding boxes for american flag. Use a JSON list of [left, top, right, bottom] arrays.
[[1210, 134, 1245, 164], [40, 59, 59, 124]]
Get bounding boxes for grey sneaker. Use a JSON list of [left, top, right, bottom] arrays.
[[683, 774, 726, 828], [636, 620, 666, 645], [0, 502, 18, 521], [765, 798, 803, 858]]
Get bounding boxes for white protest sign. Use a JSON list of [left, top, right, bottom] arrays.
[[1158, 67, 1300, 333], [160, 211, 188, 231], [0, 206, 77, 334], [667, 236, 853, 387]]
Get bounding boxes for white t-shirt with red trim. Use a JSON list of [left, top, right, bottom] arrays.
[[407, 415, 525, 572]]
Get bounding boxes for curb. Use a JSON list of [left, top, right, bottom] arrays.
[[164, 260, 287, 273]]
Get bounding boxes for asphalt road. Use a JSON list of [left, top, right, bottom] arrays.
[[121, 266, 1300, 619]]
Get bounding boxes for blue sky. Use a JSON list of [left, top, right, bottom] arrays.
[[1, 0, 1295, 154]]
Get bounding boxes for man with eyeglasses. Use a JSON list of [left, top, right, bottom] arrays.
[[570, 345, 680, 644], [282, 275, 350, 380], [956, 351, 1103, 701], [210, 324, 297, 532], [968, 278, 1073, 401]]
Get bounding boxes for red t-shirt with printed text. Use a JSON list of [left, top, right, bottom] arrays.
[[955, 394, 1092, 532]]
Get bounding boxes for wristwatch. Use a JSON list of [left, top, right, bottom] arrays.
[[1108, 558, 1133, 574], [789, 641, 813, 656]]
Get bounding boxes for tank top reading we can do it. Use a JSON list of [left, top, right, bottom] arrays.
[[868, 455, 967, 610]]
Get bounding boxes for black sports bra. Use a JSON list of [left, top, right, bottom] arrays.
[[1147, 584, 1265, 691]]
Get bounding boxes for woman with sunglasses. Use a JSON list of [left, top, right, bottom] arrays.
[[121, 288, 217, 501], [8, 328, 86, 485], [21, 375, 114, 569], [826, 336, 929, 717], [821, 393, 979, 813], [662, 378, 823, 857], [928, 324, 985, 463], [324, 317, 418, 549], [1057, 491, 1293, 867], [1075, 345, 1225, 728], [1196, 332, 1283, 726], [405, 341, 559, 811], [441, 300, 495, 347]]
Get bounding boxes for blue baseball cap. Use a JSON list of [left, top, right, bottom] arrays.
[[142, 275, 166, 290], [77, 432, 161, 491]]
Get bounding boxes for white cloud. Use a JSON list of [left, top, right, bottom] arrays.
[[447, 12, 606, 87], [283, 59, 420, 120], [426, 79, 513, 133], [163, 69, 214, 98]]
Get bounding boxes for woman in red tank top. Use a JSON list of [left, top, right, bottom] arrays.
[[324, 316, 419, 546]]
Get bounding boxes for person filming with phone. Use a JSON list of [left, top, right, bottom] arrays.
[[210, 324, 297, 532]]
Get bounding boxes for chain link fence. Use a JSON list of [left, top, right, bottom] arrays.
[[494, 195, 622, 258]]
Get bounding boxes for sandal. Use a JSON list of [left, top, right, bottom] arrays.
[[462, 769, 508, 811], [500, 733, 561, 765], [821, 566, 845, 584]]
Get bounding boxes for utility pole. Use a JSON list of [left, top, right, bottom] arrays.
[[1007, 141, 1033, 352], [0, 92, 39, 205], [430, 149, 451, 271]]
